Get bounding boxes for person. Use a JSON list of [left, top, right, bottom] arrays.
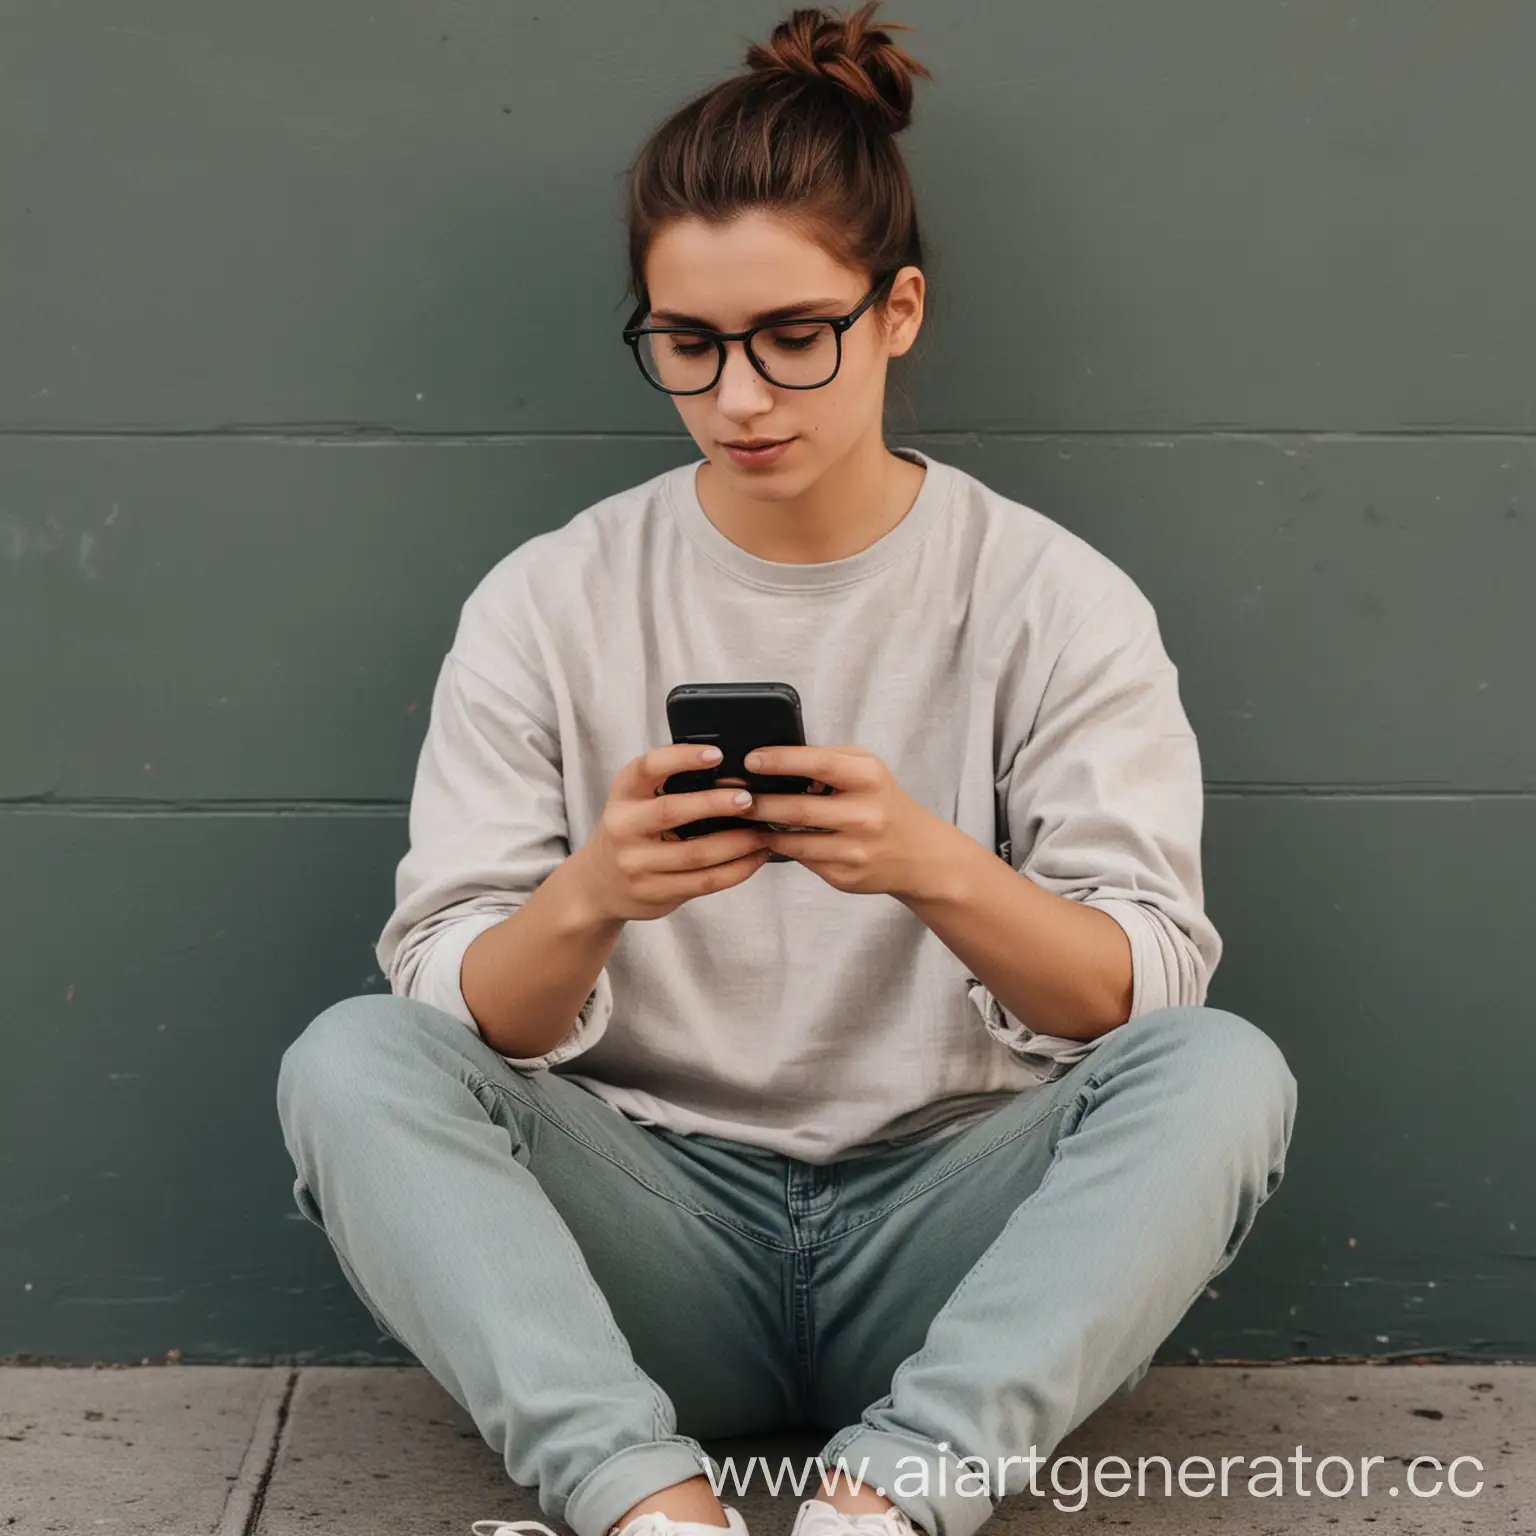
[[275, 6, 1298, 1536]]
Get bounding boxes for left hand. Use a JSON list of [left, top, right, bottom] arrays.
[[738, 744, 954, 899]]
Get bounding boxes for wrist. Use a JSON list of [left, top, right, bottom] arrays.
[[893, 816, 977, 908], [551, 846, 627, 937]]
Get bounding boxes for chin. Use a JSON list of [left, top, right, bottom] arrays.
[[732, 468, 809, 501]]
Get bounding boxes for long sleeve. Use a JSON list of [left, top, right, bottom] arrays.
[[971, 572, 1223, 1075], [375, 636, 612, 1072]]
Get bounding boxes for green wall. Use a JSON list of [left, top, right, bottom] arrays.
[[2, 2, 1531, 1365]]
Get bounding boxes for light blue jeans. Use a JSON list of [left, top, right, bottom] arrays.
[[276, 996, 1296, 1536]]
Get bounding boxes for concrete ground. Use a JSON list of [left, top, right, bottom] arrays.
[[0, 1364, 1529, 1535]]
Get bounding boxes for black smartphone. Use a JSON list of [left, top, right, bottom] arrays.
[[663, 682, 832, 863]]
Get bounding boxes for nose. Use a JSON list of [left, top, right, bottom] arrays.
[[715, 338, 775, 419]]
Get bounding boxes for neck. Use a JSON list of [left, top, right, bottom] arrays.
[[695, 434, 926, 565]]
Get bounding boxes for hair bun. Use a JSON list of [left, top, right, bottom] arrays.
[[744, 2, 931, 134]]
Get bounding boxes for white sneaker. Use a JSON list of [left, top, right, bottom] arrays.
[[604, 1507, 749, 1536], [788, 1498, 924, 1536], [471, 1507, 750, 1536]]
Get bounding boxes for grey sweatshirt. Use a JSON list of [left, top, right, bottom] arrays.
[[375, 447, 1222, 1164]]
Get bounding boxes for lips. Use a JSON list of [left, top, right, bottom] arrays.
[[722, 436, 797, 467]]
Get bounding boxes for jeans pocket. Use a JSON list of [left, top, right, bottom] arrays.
[[291, 1173, 411, 1349]]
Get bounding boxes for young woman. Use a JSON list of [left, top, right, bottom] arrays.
[[277, 8, 1297, 1536]]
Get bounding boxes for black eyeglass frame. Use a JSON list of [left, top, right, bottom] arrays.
[[621, 268, 901, 395]]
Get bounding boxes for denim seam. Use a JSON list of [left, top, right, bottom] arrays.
[[873, 1069, 1106, 1409], [802, 1079, 1101, 1252], [292, 1175, 412, 1349], [476, 1071, 796, 1255], [570, 1242, 676, 1448], [466, 1074, 681, 1443]]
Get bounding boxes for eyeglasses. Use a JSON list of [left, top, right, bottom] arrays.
[[621, 270, 899, 395]]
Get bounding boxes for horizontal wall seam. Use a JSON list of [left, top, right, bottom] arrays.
[[2, 788, 1534, 815], [3, 428, 1536, 445]]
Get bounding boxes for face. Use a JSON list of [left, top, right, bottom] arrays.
[[640, 209, 924, 499]]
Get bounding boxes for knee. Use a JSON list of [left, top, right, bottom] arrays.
[[275, 992, 426, 1133], [1134, 1005, 1298, 1155]]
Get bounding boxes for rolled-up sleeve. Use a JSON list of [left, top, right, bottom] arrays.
[[973, 574, 1223, 1073], [375, 641, 611, 1072]]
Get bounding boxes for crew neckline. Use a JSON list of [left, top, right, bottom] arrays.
[[664, 446, 953, 592]]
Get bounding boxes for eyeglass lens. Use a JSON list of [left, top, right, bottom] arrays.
[[637, 322, 839, 392]]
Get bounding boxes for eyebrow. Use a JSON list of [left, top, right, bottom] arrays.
[[647, 297, 847, 328]]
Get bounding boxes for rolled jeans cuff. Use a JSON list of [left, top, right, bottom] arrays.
[[564, 1436, 718, 1536], [817, 1428, 995, 1536]]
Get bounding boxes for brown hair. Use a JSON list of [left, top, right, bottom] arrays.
[[622, 1, 932, 332]]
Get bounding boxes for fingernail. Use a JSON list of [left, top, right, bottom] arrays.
[[733, 790, 753, 805], [700, 746, 722, 762], [744, 752, 762, 770]]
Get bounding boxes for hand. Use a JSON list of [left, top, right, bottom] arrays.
[[737, 744, 954, 899], [570, 744, 774, 923]]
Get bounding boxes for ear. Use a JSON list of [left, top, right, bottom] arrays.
[[884, 264, 925, 359]]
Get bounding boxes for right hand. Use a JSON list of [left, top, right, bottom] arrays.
[[569, 745, 775, 923]]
